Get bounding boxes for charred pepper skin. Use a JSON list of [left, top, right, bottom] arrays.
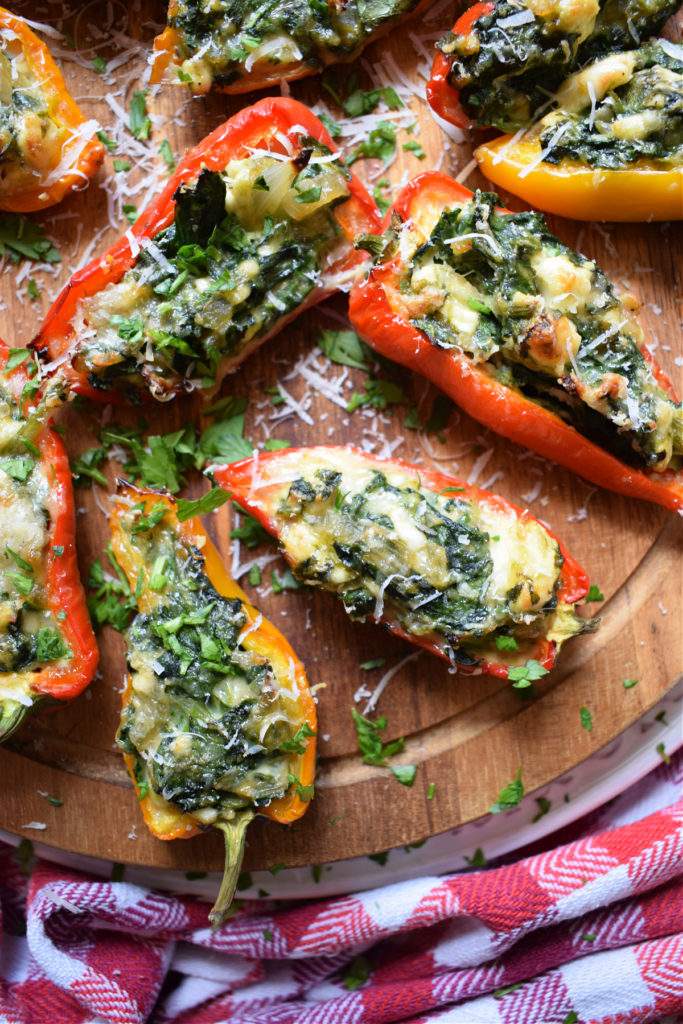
[[347, 173, 683, 515], [0, 340, 98, 741], [30, 97, 381, 406], [0, 7, 104, 212], [110, 484, 316, 925]]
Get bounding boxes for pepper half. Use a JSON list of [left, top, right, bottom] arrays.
[[348, 173, 683, 513], [475, 41, 683, 221], [111, 484, 316, 925], [214, 446, 591, 678], [0, 7, 104, 212], [31, 97, 381, 404], [152, 0, 436, 95], [0, 341, 98, 740], [427, 0, 682, 132]]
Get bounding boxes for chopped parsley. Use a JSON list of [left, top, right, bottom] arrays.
[[489, 766, 524, 814], [580, 706, 593, 732], [129, 90, 151, 141], [508, 660, 549, 687], [587, 584, 605, 602], [463, 847, 487, 867], [532, 796, 551, 822], [0, 214, 60, 264], [342, 955, 372, 991], [351, 708, 405, 767]]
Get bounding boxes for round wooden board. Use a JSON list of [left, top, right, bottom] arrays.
[[0, 1, 681, 874]]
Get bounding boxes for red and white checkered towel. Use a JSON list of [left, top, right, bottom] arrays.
[[1, 749, 681, 1024]]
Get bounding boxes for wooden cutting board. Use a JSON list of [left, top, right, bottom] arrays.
[[0, 0, 681, 873]]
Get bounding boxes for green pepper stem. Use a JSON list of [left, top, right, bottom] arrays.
[[0, 699, 35, 743], [209, 808, 256, 928]]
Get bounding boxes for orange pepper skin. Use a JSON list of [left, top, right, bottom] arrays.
[[0, 340, 98, 738], [347, 172, 683, 515], [214, 446, 590, 679], [475, 136, 683, 222], [0, 8, 104, 212], [110, 485, 316, 842], [30, 97, 380, 403], [426, 2, 496, 130]]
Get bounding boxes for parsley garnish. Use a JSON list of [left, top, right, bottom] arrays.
[[402, 140, 426, 159], [360, 657, 387, 671], [129, 90, 151, 141], [463, 847, 487, 867], [4, 571, 33, 596], [286, 773, 314, 802], [349, 121, 397, 166], [0, 214, 60, 264], [508, 659, 548, 687], [1, 457, 33, 482], [268, 862, 286, 875], [123, 205, 138, 224], [351, 708, 405, 766], [247, 565, 262, 586], [580, 706, 593, 732], [71, 447, 107, 488], [131, 501, 167, 533], [92, 56, 107, 74], [346, 377, 404, 413], [489, 766, 524, 814], [427, 782, 436, 800], [270, 567, 303, 593], [656, 742, 670, 764], [230, 509, 272, 549], [35, 628, 70, 662], [493, 983, 522, 998], [281, 721, 316, 754], [532, 796, 551, 822], [175, 487, 230, 521], [622, 678, 638, 689], [426, 395, 454, 433], [318, 111, 341, 138], [97, 130, 117, 152], [495, 635, 519, 651], [318, 328, 372, 371], [113, 159, 130, 173], [391, 764, 417, 787], [87, 545, 139, 632], [342, 955, 371, 991], [158, 139, 176, 171], [27, 279, 40, 301], [587, 584, 604, 601], [3, 348, 31, 373]]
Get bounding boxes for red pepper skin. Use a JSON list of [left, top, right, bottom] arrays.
[[0, 342, 98, 739], [214, 445, 589, 679], [426, 3, 495, 130], [348, 172, 683, 515], [30, 97, 381, 404]]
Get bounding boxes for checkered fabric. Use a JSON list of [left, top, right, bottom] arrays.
[[0, 749, 681, 1024]]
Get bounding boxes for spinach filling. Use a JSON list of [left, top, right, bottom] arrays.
[[117, 510, 301, 819], [0, 41, 61, 195], [396, 192, 682, 472], [438, 0, 682, 129], [79, 143, 350, 400], [536, 42, 683, 169], [278, 466, 572, 665], [171, 0, 419, 89], [0, 378, 70, 682]]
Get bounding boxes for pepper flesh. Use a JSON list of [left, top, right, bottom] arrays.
[[348, 172, 683, 514], [110, 484, 316, 923], [30, 97, 381, 403], [0, 341, 98, 739], [0, 7, 103, 212], [214, 445, 590, 679]]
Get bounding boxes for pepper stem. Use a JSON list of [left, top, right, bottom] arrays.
[[209, 808, 255, 928], [0, 699, 35, 743]]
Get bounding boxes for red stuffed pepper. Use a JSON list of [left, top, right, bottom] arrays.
[[427, 0, 682, 132], [348, 173, 683, 514], [31, 97, 381, 404], [0, 7, 104, 212], [0, 341, 98, 740], [214, 446, 591, 679], [111, 484, 316, 925]]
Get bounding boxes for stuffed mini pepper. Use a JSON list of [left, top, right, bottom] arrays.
[[0, 7, 103, 212], [348, 174, 683, 513], [475, 40, 683, 221], [31, 97, 380, 404], [215, 446, 591, 677], [0, 341, 98, 740], [152, 0, 435, 94], [111, 484, 316, 925], [427, 0, 681, 132]]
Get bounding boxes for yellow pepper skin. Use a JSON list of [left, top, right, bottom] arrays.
[[475, 136, 683, 222]]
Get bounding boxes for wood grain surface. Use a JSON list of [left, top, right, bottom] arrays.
[[0, 0, 681, 873]]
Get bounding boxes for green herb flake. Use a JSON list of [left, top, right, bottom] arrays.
[[26, 279, 40, 301], [263, 928, 273, 941], [311, 864, 322, 883], [392, 764, 417, 787], [1, 457, 33, 482], [263, 439, 290, 451], [281, 721, 316, 754], [580, 706, 593, 732], [247, 564, 262, 586], [351, 708, 405, 767], [123, 205, 138, 225], [342, 954, 371, 991], [175, 487, 230, 521], [656, 742, 671, 765], [185, 871, 208, 880], [113, 159, 130, 173], [4, 571, 33, 596], [489, 766, 524, 814], [655, 710, 668, 725], [87, 544, 138, 633], [561, 1014, 579, 1024], [270, 567, 303, 593], [4, 348, 31, 373], [328, 814, 343, 825], [44, 795, 63, 807], [0, 214, 60, 264], [360, 657, 387, 671], [318, 328, 371, 371], [368, 851, 388, 866], [587, 584, 604, 601], [287, 773, 314, 802], [372, 178, 391, 216], [427, 782, 436, 800], [129, 90, 151, 141], [532, 796, 551, 822], [508, 659, 549, 688], [268, 862, 287, 875], [237, 871, 253, 891], [71, 447, 107, 488], [402, 140, 426, 159], [496, 635, 519, 651], [92, 56, 107, 74], [318, 111, 342, 138], [463, 847, 487, 867], [158, 139, 176, 171], [97, 130, 117, 152], [493, 983, 522, 998], [581, 933, 596, 942], [349, 121, 397, 166]]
